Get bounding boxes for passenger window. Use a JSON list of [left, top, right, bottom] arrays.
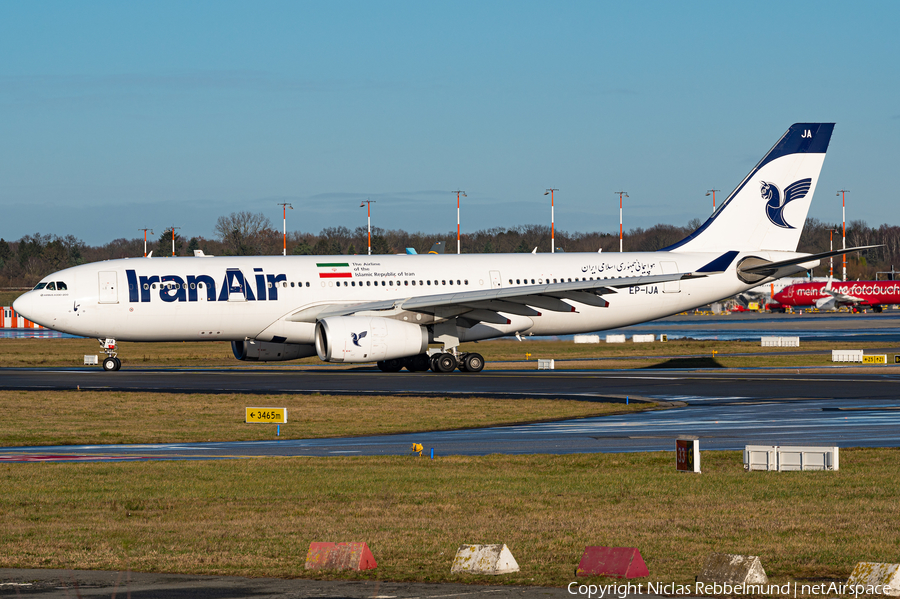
[[389, 281, 393, 286], [306, 282, 310, 287], [367, 281, 371, 286], [46, 282, 56, 290], [268, 282, 273, 288], [427, 280, 431, 285], [508, 279, 513, 285], [464, 280, 468, 285], [457, 280, 461, 285], [152, 284, 157, 289], [412, 280, 416, 286], [291, 282, 295, 287], [442, 280, 446, 285], [404, 281, 409, 286], [449, 280, 453, 285], [57, 282, 67, 290], [531, 279, 535, 284]]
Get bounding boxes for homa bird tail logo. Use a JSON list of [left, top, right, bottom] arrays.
[[350, 331, 367, 347], [762, 178, 812, 229]]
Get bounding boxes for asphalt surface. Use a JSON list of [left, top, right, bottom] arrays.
[[0, 569, 579, 598], [3, 365, 900, 400]]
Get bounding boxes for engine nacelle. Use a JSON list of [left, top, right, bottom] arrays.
[[315, 316, 428, 363], [231, 340, 317, 361], [815, 296, 836, 311]]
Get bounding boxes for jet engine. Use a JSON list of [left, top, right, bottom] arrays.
[[815, 296, 836, 311], [315, 316, 428, 363], [231, 340, 317, 361]]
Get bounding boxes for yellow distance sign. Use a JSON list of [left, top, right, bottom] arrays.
[[245, 407, 287, 423], [862, 355, 887, 364]]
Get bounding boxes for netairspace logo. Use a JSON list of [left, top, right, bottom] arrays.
[[566, 581, 889, 598]]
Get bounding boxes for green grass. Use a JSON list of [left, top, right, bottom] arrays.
[[0, 390, 648, 447], [2, 450, 897, 589]]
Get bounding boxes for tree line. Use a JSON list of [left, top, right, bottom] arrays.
[[2, 211, 898, 288]]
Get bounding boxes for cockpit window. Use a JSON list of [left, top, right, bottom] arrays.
[[34, 282, 47, 290], [57, 281, 67, 290], [46, 282, 56, 291]]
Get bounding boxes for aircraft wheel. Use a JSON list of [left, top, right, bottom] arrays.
[[435, 353, 457, 373], [102, 357, 118, 372], [463, 352, 485, 373], [429, 354, 441, 372], [874, 305, 883, 313], [407, 354, 431, 372], [113, 357, 122, 371], [377, 359, 404, 372]]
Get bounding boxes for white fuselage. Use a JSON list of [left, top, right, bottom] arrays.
[[15, 250, 794, 347]]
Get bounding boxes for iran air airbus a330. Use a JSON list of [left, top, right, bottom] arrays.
[[14, 123, 874, 373]]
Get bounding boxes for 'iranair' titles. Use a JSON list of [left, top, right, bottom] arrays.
[[125, 268, 287, 303]]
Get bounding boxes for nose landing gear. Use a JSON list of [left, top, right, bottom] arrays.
[[99, 338, 121, 371]]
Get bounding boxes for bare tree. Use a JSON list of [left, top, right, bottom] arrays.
[[215, 211, 278, 255]]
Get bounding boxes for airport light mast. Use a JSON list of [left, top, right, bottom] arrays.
[[615, 191, 629, 252], [453, 190, 466, 254], [360, 199, 375, 255], [171, 226, 181, 257], [544, 189, 558, 253], [278, 203, 293, 256], [706, 189, 720, 212], [829, 229, 837, 279], [837, 190, 849, 281], [139, 228, 153, 258]]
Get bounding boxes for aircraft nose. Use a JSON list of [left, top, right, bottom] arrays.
[[12, 292, 41, 325]]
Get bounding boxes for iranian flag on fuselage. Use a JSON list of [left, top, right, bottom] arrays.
[[317, 262, 352, 279]]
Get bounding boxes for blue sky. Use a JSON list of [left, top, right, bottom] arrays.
[[1, 1, 898, 246]]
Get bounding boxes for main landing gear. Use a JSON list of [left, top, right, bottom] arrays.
[[376, 351, 485, 374], [99, 338, 121, 371]]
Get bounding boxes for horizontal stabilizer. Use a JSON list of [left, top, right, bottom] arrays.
[[738, 245, 881, 279]]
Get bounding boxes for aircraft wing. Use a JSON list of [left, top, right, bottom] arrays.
[[287, 271, 703, 323]]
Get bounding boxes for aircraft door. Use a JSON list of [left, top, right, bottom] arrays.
[[660, 262, 680, 293], [98, 271, 119, 304], [489, 270, 502, 289]]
